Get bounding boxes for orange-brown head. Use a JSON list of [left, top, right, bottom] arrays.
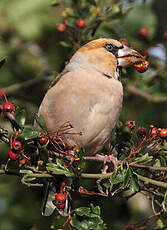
[[68, 38, 144, 78]]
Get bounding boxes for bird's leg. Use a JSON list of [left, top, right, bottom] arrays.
[[95, 154, 118, 172], [102, 164, 108, 174]]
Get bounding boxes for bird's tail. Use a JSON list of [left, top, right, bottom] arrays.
[[41, 178, 71, 216]]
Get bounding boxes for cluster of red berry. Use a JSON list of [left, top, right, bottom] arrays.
[[126, 121, 167, 139], [0, 90, 24, 161], [149, 125, 167, 139], [55, 182, 68, 211], [38, 133, 49, 146], [8, 133, 49, 162], [0, 90, 15, 115], [0, 88, 49, 162], [8, 137, 22, 160], [56, 19, 86, 32]]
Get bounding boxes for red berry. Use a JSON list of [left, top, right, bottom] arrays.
[[163, 30, 167, 40], [125, 120, 136, 129], [8, 149, 20, 160], [62, 161, 66, 167], [19, 158, 26, 165], [149, 127, 158, 138], [136, 127, 146, 138], [76, 19, 86, 28], [134, 60, 149, 73], [139, 27, 149, 38], [158, 128, 167, 138], [3, 102, 15, 114], [55, 193, 67, 211], [12, 140, 22, 152], [56, 23, 66, 32], [60, 182, 67, 193], [38, 133, 49, 145]]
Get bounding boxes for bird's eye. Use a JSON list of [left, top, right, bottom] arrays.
[[104, 43, 120, 56], [104, 43, 115, 52]]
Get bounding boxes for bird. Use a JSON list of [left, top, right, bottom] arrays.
[[38, 38, 144, 155], [38, 38, 145, 216]]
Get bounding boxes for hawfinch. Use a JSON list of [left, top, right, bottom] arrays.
[[38, 38, 144, 155]]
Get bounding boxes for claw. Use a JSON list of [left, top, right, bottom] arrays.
[[95, 154, 118, 172]]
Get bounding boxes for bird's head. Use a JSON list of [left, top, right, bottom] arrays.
[[68, 38, 145, 79]]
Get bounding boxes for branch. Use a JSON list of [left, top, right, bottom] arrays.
[[0, 169, 21, 177], [127, 85, 167, 103], [2, 74, 54, 95], [138, 174, 167, 189], [20, 172, 167, 189], [51, 151, 119, 163], [1, 168, 167, 189], [131, 163, 167, 171], [18, 171, 114, 180]]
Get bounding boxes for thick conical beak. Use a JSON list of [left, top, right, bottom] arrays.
[[117, 45, 144, 67]]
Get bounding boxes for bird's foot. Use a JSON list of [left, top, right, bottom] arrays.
[[95, 154, 118, 172]]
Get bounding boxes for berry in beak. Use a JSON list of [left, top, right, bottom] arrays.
[[117, 45, 146, 68]]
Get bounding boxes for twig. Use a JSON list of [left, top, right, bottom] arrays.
[[51, 151, 120, 163], [91, 19, 103, 37], [2, 74, 54, 94], [127, 85, 167, 103], [131, 163, 167, 171], [10, 171, 167, 189], [0, 169, 21, 177], [1, 166, 167, 189], [137, 174, 167, 189], [127, 136, 147, 159], [21, 176, 43, 187]]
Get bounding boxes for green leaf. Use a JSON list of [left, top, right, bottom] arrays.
[[90, 203, 100, 215], [128, 168, 139, 193], [14, 107, 26, 127], [75, 207, 91, 216], [164, 191, 167, 207], [153, 159, 161, 167], [129, 174, 139, 193], [20, 170, 36, 182], [34, 114, 47, 131], [132, 153, 153, 165], [102, 182, 110, 195], [23, 176, 36, 182], [111, 167, 125, 185], [71, 205, 106, 230], [20, 169, 33, 174], [46, 159, 70, 176], [22, 126, 39, 140], [60, 41, 71, 48], [88, 214, 105, 230], [39, 148, 48, 163], [0, 58, 6, 69], [71, 215, 89, 230], [124, 167, 131, 188]]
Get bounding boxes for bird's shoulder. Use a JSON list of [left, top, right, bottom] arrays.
[[50, 69, 69, 88]]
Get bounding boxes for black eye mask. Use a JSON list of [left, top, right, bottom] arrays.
[[104, 43, 123, 57]]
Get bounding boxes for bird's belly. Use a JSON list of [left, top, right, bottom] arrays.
[[80, 94, 123, 154], [38, 73, 123, 155]]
